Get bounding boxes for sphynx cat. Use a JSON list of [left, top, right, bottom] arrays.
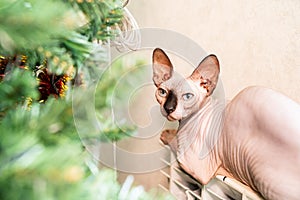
[[152, 48, 300, 200]]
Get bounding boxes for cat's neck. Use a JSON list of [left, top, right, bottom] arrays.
[[178, 97, 214, 128], [176, 96, 225, 164]]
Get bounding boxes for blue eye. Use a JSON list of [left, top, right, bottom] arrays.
[[182, 93, 194, 101], [158, 88, 167, 97]]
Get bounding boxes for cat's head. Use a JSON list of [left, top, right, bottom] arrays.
[[152, 48, 220, 121]]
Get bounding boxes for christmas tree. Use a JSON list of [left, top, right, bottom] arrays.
[[0, 0, 172, 199]]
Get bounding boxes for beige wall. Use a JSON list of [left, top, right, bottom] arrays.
[[128, 0, 300, 102]]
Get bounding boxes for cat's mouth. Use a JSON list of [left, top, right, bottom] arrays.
[[167, 114, 179, 121], [161, 107, 181, 121]]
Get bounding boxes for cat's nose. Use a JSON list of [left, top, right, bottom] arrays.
[[163, 91, 177, 114], [165, 105, 175, 114]]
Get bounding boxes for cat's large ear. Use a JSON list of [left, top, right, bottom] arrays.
[[152, 48, 173, 87], [190, 54, 220, 96]]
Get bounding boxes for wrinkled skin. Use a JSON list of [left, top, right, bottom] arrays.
[[153, 48, 300, 200]]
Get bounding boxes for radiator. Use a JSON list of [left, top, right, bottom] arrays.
[[159, 150, 263, 200]]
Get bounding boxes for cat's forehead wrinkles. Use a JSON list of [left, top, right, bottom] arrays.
[[162, 76, 194, 95], [163, 76, 184, 88]]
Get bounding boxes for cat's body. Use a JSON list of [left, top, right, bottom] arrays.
[[153, 48, 300, 200]]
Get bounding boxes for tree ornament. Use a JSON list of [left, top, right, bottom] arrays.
[[35, 65, 70, 101], [111, 0, 141, 52]]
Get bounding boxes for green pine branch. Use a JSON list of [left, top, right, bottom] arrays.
[[0, 0, 81, 54], [0, 1, 174, 199]]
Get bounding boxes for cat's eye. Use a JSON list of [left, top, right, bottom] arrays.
[[182, 93, 194, 101], [158, 88, 167, 97]]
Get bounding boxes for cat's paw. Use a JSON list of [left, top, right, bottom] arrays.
[[160, 129, 177, 145]]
